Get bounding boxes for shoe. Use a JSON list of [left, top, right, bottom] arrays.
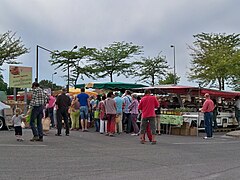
[[55, 134, 62, 136], [36, 138, 43, 142], [105, 133, 109, 136], [30, 136, 39, 141], [151, 141, 157, 145], [140, 139, 145, 144], [109, 133, 114, 137], [131, 133, 136, 136], [66, 134, 69, 136], [203, 136, 209, 139]]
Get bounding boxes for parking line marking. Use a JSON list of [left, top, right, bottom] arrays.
[[0, 144, 47, 147], [172, 141, 239, 145]]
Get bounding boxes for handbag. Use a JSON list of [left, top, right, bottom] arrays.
[[42, 117, 51, 131], [115, 115, 121, 123], [94, 110, 100, 119]]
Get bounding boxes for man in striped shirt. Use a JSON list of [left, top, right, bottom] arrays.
[[29, 82, 49, 142]]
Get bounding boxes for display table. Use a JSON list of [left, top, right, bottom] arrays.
[[159, 114, 183, 125]]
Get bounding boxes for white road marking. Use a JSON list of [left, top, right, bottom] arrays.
[[172, 141, 239, 145], [0, 144, 47, 147]]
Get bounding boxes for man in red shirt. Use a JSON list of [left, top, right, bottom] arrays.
[[201, 93, 214, 139], [138, 89, 159, 144]]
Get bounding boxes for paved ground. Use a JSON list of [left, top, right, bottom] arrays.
[[1, 128, 240, 180]]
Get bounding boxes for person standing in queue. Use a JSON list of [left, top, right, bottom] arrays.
[[29, 82, 49, 142], [55, 88, 71, 136], [138, 89, 159, 144], [201, 93, 215, 139], [234, 96, 240, 128], [122, 90, 132, 133], [77, 88, 90, 132], [105, 92, 117, 136]]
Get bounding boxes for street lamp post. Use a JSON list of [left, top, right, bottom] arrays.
[[67, 45, 78, 93], [36, 45, 54, 83], [170, 45, 176, 85], [52, 72, 57, 89]]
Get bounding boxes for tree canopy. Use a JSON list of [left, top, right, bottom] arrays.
[[50, 46, 96, 87], [159, 72, 180, 85], [0, 31, 29, 70], [188, 32, 240, 90], [131, 53, 170, 86], [89, 41, 142, 82]]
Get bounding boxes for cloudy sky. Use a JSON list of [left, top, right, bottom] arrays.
[[1, 0, 239, 88]]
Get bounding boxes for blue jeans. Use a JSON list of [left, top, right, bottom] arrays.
[[94, 119, 100, 132], [204, 112, 213, 137], [80, 106, 88, 120], [30, 105, 44, 138]]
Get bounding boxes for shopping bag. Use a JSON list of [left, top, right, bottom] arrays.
[[42, 117, 51, 131], [94, 110, 100, 119], [115, 115, 121, 123]]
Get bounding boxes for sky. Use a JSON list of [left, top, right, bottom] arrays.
[[1, 0, 240, 88]]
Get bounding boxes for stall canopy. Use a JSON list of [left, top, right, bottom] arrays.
[[133, 85, 240, 99], [68, 88, 98, 96], [75, 82, 148, 90]]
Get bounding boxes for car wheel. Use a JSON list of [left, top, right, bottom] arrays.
[[0, 118, 5, 130]]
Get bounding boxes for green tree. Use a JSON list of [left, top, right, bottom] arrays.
[[159, 72, 180, 85], [0, 73, 7, 91], [131, 53, 170, 86], [39, 80, 62, 90], [0, 31, 29, 70], [188, 32, 240, 90], [50, 46, 96, 87], [89, 41, 142, 82]]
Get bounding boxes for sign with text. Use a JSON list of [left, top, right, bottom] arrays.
[[9, 66, 32, 88]]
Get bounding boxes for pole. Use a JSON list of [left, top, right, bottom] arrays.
[[36, 45, 55, 83], [36, 45, 39, 82], [170, 45, 176, 85]]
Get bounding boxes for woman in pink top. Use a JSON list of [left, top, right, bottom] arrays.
[[98, 96, 107, 134], [105, 92, 117, 136], [129, 94, 139, 135]]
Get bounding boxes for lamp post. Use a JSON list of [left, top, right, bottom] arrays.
[[52, 72, 57, 89], [67, 45, 78, 93], [170, 45, 176, 85], [36, 45, 54, 83]]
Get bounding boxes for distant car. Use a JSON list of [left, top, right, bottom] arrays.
[[0, 102, 13, 130]]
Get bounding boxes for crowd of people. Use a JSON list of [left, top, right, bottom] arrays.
[[13, 82, 162, 144], [13, 82, 227, 143]]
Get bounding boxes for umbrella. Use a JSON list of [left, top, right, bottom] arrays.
[[68, 87, 98, 96], [75, 82, 148, 90]]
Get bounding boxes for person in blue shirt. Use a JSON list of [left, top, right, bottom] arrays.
[[114, 92, 124, 134], [77, 88, 90, 132], [122, 90, 132, 133]]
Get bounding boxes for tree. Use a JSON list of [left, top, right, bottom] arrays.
[[50, 46, 96, 87], [188, 32, 240, 90], [131, 53, 170, 86], [0, 73, 7, 91], [39, 80, 62, 90], [159, 72, 180, 85], [0, 31, 29, 70], [89, 41, 142, 82]]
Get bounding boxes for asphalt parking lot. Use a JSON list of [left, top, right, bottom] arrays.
[[1, 128, 240, 180]]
